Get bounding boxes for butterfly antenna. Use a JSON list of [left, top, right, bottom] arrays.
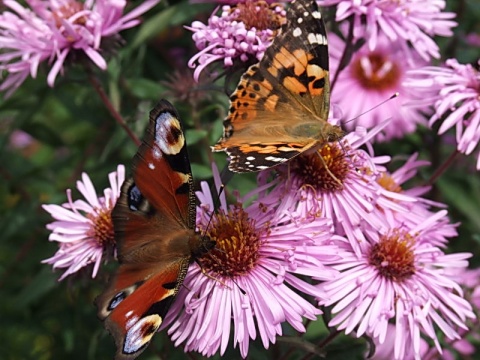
[[343, 92, 399, 126]]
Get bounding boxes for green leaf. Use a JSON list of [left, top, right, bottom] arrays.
[[185, 128, 208, 145], [124, 78, 167, 100], [129, 2, 213, 50], [191, 162, 212, 179], [15, 267, 57, 308]]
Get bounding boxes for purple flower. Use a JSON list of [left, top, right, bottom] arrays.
[[161, 167, 343, 357], [405, 59, 480, 169], [0, 0, 159, 96], [187, 2, 286, 81], [321, 0, 457, 61], [319, 213, 475, 360], [329, 32, 427, 141], [42, 165, 125, 280]]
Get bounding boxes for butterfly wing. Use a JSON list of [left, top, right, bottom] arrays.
[[96, 100, 199, 360], [213, 0, 343, 172]]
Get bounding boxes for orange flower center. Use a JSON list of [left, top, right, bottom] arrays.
[[232, 1, 285, 32], [52, 1, 86, 27], [199, 206, 262, 277], [368, 230, 416, 282], [87, 205, 115, 247], [351, 52, 400, 91], [377, 173, 402, 193], [292, 143, 350, 192]]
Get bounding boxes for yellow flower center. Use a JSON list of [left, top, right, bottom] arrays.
[[52, 1, 86, 27]]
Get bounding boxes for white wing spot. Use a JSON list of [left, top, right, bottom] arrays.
[[297, 17, 303, 24], [148, 163, 155, 170], [293, 27, 302, 37], [256, 166, 269, 170], [152, 148, 162, 159], [265, 156, 286, 163], [246, 156, 255, 161], [308, 33, 327, 45], [312, 11, 321, 19]]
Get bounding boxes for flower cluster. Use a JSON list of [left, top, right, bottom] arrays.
[[321, 0, 457, 61], [32, 0, 480, 359], [0, 0, 159, 96], [160, 169, 344, 357], [187, 1, 286, 81], [268, 124, 475, 359], [405, 59, 480, 168]]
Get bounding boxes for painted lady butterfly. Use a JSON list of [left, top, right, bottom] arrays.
[[213, 0, 344, 172]]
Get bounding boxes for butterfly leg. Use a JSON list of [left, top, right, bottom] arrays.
[[194, 258, 231, 289], [317, 152, 343, 188]]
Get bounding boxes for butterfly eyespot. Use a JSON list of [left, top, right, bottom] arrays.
[[154, 113, 185, 156], [127, 183, 143, 211], [107, 283, 141, 312], [162, 281, 178, 290], [108, 291, 127, 311], [123, 314, 162, 355]]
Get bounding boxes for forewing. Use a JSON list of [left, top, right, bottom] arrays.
[[114, 100, 196, 259]]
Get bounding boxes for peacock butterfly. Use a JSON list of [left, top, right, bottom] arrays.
[[95, 100, 215, 359]]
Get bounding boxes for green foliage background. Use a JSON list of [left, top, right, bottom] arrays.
[[1, 0, 479, 359]]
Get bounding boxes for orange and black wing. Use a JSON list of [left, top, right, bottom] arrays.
[[213, 0, 343, 172]]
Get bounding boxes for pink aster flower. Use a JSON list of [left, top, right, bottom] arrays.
[[319, 213, 475, 360], [321, 0, 457, 61], [42, 164, 125, 280], [0, 0, 159, 96], [405, 59, 480, 169], [375, 153, 458, 247], [270, 122, 417, 256], [369, 323, 429, 359], [187, 1, 286, 81], [161, 168, 343, 358], [329, 32, 427, 141]]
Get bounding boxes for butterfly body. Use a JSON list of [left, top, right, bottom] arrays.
[[96, 100, 214, 360], [213, 0, 344, 172]]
